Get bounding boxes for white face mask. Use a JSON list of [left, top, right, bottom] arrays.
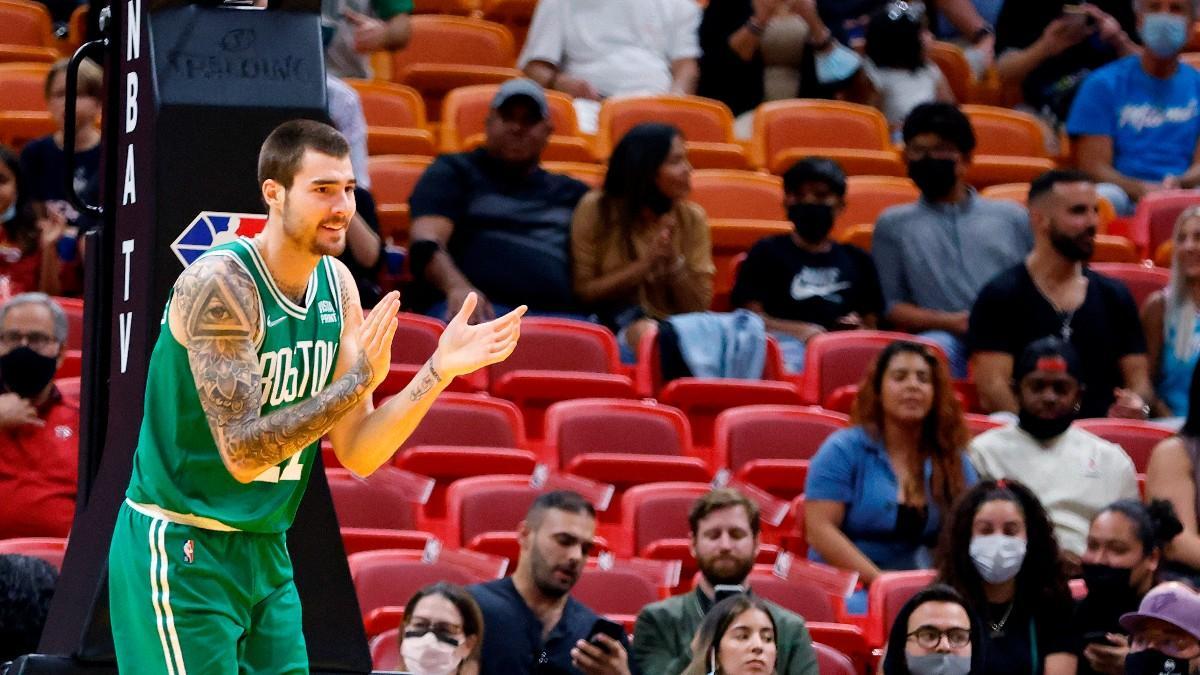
[[969, 534, 1027, 584], [400, 631, 463, 675]]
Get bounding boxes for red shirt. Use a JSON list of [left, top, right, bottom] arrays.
[[0, 386, 80, 538]]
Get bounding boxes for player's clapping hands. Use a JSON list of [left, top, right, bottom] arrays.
[[432, 292, 526, 379], [358, 290, 401, 389]]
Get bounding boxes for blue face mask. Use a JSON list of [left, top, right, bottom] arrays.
[[0, 203, 14, 224], [1141, 12, 1189, 58]]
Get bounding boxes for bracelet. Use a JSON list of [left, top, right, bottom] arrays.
[[746, 17, 766, 36]]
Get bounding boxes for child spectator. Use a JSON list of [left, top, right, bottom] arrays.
[[864, 1, 955, 135]]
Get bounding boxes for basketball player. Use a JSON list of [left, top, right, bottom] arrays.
[[107, 119, 525, 673]]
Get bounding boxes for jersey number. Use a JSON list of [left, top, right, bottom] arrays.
[[252, 453, 304, 483]]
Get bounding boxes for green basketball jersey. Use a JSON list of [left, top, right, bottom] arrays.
[[126, 238, 345, 533]]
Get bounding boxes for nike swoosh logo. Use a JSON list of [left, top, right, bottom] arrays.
[[266, 315, 286, 327], [791, 281, 852, 301]]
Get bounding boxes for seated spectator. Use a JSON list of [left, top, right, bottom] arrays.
[[935, 479, 1076, 675], [994, 0, 1137, 129], [864, 1, 955, 134], [19, 58, 104, 297], [0, 554, 57, 663], [468, 490, 633, 675], [1067, 0, 1200, 215], [1143, 207, 1200, 417], [0, 293, 78, 540], [1075, 499, 1183, 675], [633, 489, 819, 675], [409, 79, 591, 323], [968, 170, 1158, 419], [1146, 366, 1200, 584], [929, 0, 999, 76], [873, 103, 1032, 378], [320, 0, 411, 79], [397, 582, 482, 675], [1118, 582, 1200, 675], [0, 146, 45, 295], [680, 594, 779, 675], [969, 337, 1139, 560], [571, 123, 715, 356], [518, 0, 701, 133], [805, 340, 976, 611], [731, 157, 883, 373], [881, 584, 984, 675]]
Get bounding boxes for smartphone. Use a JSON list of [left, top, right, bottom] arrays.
[[1062, 3, 1097, 28], [1083, 631, 1114, 646], [714, 584, 747, 605], [588, 618, 625, 653]]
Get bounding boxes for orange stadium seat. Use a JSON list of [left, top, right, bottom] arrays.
[[712, 405, 848, 500], [64, 4, 87, 55], [326, 467, 422, 530], [0, 0, 56, 48], [0, 44, 58, 64], [962, 104, 1051, 159], [1091, 235, 1141, 263], [343, 79, 436, 157], [440, 83, 593, 162], [596, 95, 748, 169], [479, 0, 537, 51], [813, 643, 858, 675], [689, 169, 785, 220], [0, 111, 55, 150], [0, 62, 52, 113], [0, 536, 67, 569], [835, 176, 920, 233], [381, 16, 521, 121], [348, 548, 505, 618], [541, 161, 605, 187], [411, 0, 476, 15], [620, 481, 713, 556], [708, 219, 793, 309], [800, 330, 947, 407], [981, 182, 1118, 230], [752, 99, 904, 176], [866, 569, 938, 647], [967, 156, 1058, 189], [928, 41, 972, 103], [1128, 189, 1200, 256], [657, 379, 806, 451], [366, 155, 431, 243], [445, 474, 542, 547], [1089, 263, 1170, 309], [1072, 419, 1174, 473], [833, 222, 875, 252]]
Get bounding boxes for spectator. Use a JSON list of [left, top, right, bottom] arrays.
[[805, 340, 976, 611], [929, 0, 999, 77], [1118, 582, 1200, 675], [1143, 207, 1200, 417], [731, 157, 883, 373], [409, 79, 590, 323], [994, 0, 1138, 129], [0, 146, 45, 295], [880, 584, 984, 675], [19, 58, 103, 297], [935, 479, 1076, 675], [1068, 0, 1200, 215], [518, 0, 701, 133], [571, 123, 715, 357], [873, 103, 1032, 378], [0, 554, 57, 664], [1075, 500, 1183, 675], [679, 594, 779, 675], [968, 169, 1157, 419], [969, 336, 1139, 559], [633, 489, 819, 675], [1146, 365, 1200, 584], [397, 582, 483, 675], [468, 490, 633, 675], [320, 0, 412, 79], [0, 293, 78, 540], [864, 1, 955, 134]]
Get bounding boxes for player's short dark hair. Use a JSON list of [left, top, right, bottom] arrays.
[[782, 157, 847, 198], [688, 488, 761, 537], [0, 554, 58, 663], [902, 102, 976, 156], [257, 119, 350, 189], [526, 490, 596, 528], [1028, 169, 1094, 204]]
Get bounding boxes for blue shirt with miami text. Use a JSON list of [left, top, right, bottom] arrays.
[[1067, 55, 1200, 182]]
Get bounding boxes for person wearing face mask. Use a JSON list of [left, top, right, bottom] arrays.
[[969, 169, 1159, 420], [731, 157, 883, 372], [397, 582, 483, 675], [1067, 0, 1200, 216], [881, 584, 984, 675], [969, 337, 1140, 564], [1073, 500, 1183, 675], [0, 146, 45, 296], [872, 102, 1032, 379], [680, 594, 779, 675], [1119, 582, 1200, 675], [936, 479, 1077, 675], [0, 293, 77, 540]]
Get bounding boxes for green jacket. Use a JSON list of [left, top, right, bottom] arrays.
[[632, 589, 820, 675]]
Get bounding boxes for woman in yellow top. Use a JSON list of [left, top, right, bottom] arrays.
[[571, 123, 716, 357]]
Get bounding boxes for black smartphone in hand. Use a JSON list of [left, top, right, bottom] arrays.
[[588, 618, 624, 653]]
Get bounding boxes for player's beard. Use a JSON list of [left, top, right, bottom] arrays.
[[281, 194, 348, 257]]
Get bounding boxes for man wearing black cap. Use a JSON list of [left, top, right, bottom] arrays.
[[731, 157, 884, 372], [970, 336, 1138, 561], [409, 79, 591, 323]]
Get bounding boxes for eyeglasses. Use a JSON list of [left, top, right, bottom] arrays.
[[405, 621, 463, 647], [0, 330, 59, 351], [907, 626, 971, 649]]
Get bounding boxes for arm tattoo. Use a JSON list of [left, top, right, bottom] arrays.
[[408, 358, 442, 401], [178, 258, 372, 480]]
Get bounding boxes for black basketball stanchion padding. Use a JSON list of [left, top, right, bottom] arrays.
[[7, 2, 376, 672]]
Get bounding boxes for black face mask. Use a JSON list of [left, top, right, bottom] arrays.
[[1126, 649, 1190, 675], [0, 345, 58, 399], [1083, 562, 1138, 603], [787, 203, 835, 244], [907, 157, 959, 201], [1018, 407, 1076, 440]]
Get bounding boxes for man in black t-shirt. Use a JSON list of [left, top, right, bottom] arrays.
[[408, 79, 590, 322], [732, 157, 883, 372], [968, 169, 1159, 419]]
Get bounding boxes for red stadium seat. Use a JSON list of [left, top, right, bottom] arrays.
[[571, 561, 668, 615], [713, 405, 848, 500], [54, 296, 84, 351], [327, 467, 423, 530], [398, 393, 526, 452], [1128, 189, 1200, 255], [657, 380, 806, 451], [866, 570, 938, 647], [634, 323, 789, 397], [348, 548, 506, 618], [55, 375, 80, 402], [1072, 419, 1174, 473], [0, 536, 67, 570], [964, 413, 1005, 438], [390, 312, 443, 366], [746, 566, 839, 623], [807, 623, 871, 674], [781, 495, 807, 556], [1089, 263, 1170, 309], [56, 349, 82, 380], [813, 642, 857, 675], [367, 155, 432, 243], [445, 474, 541, 547], [620, 482, 713, 557], [369, 627, 401, 670], [397, 445, 537, 523], [340, 527, 436, 556], [800, 331, 947, 407]]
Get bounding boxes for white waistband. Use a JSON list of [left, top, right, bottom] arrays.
[[125, 499, 242, 532]]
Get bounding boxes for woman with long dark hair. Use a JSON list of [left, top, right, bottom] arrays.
[[1147, 362, 1200, 583], [570, 123, 715, 354], [680, 594, 779, 675], [396, 582, 484, 675], [882, 584, 984, 675], [935, 479, 1075, 675], [0, 145, 45, 294], [805, 340, 975, 611]]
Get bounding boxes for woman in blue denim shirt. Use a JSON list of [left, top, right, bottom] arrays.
[[805, 340, 977, 604]]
